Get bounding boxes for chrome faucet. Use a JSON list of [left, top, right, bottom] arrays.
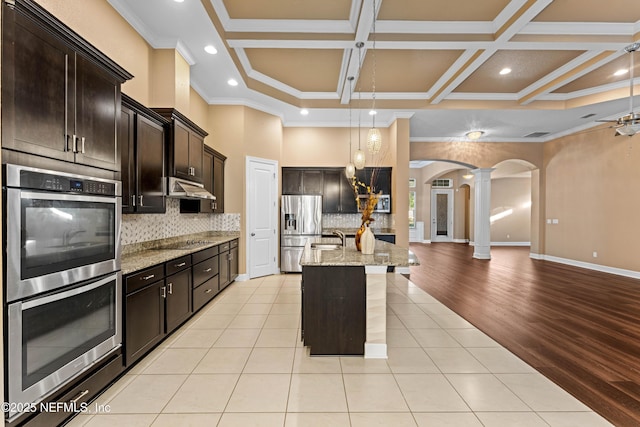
[[332, 230, 345, 247]]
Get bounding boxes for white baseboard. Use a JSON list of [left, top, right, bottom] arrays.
[[364, 343, 388, 359], [235, 273, 250, 282], [491, 242, 531, 247], [539, 255, 640, 280], [529, 252, 543, 260], [423, 240, 431, 244], [453, 239, 469, 243]]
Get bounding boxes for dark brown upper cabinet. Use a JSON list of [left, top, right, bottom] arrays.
[[180, 146, 226, 214], [1, 0, 132, 171], [282, 168, 323, 195], [153, 108, 207, 184], [121, 94, 168, 214]]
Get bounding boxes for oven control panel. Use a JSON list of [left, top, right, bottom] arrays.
[[19, 170, 117, 196]]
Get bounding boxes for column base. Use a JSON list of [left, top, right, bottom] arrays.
[[364, 342, 387, 359]]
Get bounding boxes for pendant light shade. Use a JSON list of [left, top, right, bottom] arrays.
[[345, 162, 356, 178], [353, 149, 366, 169], [367, 128, 382, 154]]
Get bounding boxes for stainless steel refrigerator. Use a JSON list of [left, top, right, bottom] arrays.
[[281, 195, 322, 272]]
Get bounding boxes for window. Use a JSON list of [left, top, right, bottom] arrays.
[[409, 191, 416, 228]]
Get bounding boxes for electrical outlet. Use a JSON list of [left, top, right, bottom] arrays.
[[552, 219, 559, 224], [506, 234, 510, 239], [593, 251, 598, 258], [546, 219, 551, 224]]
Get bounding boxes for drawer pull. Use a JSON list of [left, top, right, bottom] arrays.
[[69, 389, 89, 404], [175, 262, 186, 267], [205, 288, 213, 294], [141, 274, 155, 281], [204, 268, 212, 273]]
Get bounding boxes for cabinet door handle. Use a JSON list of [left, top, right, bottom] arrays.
[[69, 389, 89, 404], [175, 262, 186, 268], [132, 194, 136, 207], [141, 274, 155, 281], [72, 134, 78, 153], [81, 136, 85, 154], [167, 282, 173, 294], [139, 195, 144, 207], [204, 268, 212, 273], [161, 286, 167, 298]]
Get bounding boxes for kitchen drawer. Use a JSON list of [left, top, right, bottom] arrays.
[[193, 276, 219, 312], [192, 245, 218, 264], [19, 352, 123, 427], [193, 255, 219, 287], [219, 242, 230, 252], [230, 239, 238, 248], [165, 255, 192, 276], [126, 264, 164, 294]]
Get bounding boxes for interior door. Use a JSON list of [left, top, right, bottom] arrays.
[[247, 157, 278, 278], [431, 189, 454, 242]]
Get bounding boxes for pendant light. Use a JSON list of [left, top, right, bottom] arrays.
[[366, 0, 382, 154], [353, 42, 366, 170], [345, 76, 356, 178]]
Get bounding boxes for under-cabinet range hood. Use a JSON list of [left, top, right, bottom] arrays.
[[167, 177, 216, 200]]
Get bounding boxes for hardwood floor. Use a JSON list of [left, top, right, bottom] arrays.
[[409, 243, 640, 427]]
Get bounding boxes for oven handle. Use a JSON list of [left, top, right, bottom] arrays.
[[21, 273, 119, 310], [19, 190, 118, 205]]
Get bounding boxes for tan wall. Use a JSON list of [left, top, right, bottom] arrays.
[[282, 127, 392, 167], [490, 178, 531, 243], [543, 129, 640, 270]]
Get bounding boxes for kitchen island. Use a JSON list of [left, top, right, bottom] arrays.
[[299, 237, 419, 358]]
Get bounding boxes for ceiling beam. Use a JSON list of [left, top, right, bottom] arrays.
[[518, 50, 621, 105]]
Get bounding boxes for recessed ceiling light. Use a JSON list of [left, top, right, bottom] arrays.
[[369, 110, 377, 116], [204, 45, 217, 55], [300, 109, 309, 116], [499, 68, 512, 75], [614, 68, 628, 76], [465, 130, 484, 140], [227, 79, 238, 86], [173, 0, 184, 3]]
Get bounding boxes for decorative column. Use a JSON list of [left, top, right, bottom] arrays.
[[364, 265, 387, 358], [472, 168, 494, 260]]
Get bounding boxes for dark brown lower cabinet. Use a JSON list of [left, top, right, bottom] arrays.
[[192, 246, 220, 312], [124, 259, 192, 367], [125, 275, 165, 366], [165, 268, 192, 333], [5, 351, 123, 427], [219, 239, 239, 291], [301, 265, 366, 355]]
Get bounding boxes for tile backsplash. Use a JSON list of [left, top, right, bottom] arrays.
[[322, 213, 391, 229], [121, 198, 240, 245]]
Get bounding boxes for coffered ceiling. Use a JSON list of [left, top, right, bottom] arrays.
[[108, 0, 640, 142]]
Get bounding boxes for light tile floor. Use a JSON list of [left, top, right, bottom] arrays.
[[67, 273, 614, 427]]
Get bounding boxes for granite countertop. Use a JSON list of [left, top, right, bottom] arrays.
[[121, 231, 240, 275], [299, 237, 419, 267], [322, 227, 396, 236]]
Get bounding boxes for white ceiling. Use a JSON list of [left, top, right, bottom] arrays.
[[107, 0, 640, 143]]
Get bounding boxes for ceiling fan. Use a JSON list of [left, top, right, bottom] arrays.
[[599, 42, 640, 136]]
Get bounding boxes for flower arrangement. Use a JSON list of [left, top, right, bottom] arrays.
[[350, 169, 381, 251]]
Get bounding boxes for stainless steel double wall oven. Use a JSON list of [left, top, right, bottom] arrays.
[[3, 164, 122, 420]]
